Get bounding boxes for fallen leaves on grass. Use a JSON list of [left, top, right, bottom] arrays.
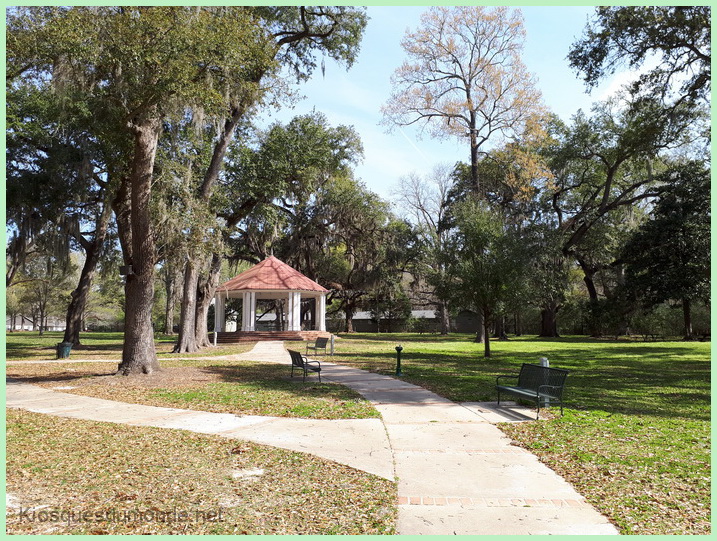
[[6, 409, 396, 535], [500, 411, 711, 535]]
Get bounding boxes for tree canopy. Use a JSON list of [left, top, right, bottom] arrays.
[[568, 6, 711, 105], [6, 6, 368, 369], [620, 161, 710, 339], [6, 5, 711, 354]]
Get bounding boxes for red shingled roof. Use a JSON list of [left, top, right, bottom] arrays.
[[218, 256, 328, 293]]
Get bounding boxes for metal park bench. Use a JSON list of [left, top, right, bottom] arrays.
[[288, 349, 322, 382], [495, 363, 569, 419], [306, 337, 329, 356]]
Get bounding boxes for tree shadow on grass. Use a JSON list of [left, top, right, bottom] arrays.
[[325, 346, 710, 421], [5, 343, 125, 361], [199, 364, 367, 401], [198, 363, 477, 411], [336, 332, 478, 343], [7, 370, 116, 385]]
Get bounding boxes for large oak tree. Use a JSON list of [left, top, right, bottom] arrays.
[[569, 6, 711, 106], [620, 162, 710, 340], [170, 7, 368, 353], [8, 7, 274, 373]]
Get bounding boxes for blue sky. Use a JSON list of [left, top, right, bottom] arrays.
[[259, 6, 636, 200]]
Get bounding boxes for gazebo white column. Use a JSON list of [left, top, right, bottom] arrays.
[[242, 291, 256, 331], [287, 293, 294, 331], [287, 291, 302, 331], [317, 294, 326, 331], [294, 292, 302, 331], [213, 291, 226, 345], [217, 293, 226, 332]]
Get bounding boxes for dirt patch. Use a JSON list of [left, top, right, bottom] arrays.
[[75, 366, 222, 389], [7, 364, 224, 390]]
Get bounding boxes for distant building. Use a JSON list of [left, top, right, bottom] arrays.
[[323, 309, 484, 334], [326, 310, 440, 333], [6, 315, 66, 332]]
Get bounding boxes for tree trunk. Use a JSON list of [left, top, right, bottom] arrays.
[[174, 259, 199, 353], [482, 308, 491, 358], [309, 299, 316, 330], [278, 300, 285, 331], [6, 233, 29, 288], [164, 288, 176, 335], [38, 306, 45, 336], [112, 176, 133, 266], [195, 253, 222, 348], [439, 300, 450, 335], [344, 306, 355, 333], [118, 119, 161, 375], [179, 102, 253, 349], [63, 200, 113, 346], [615, 265, 630, 336], [582, 270, 599, 302], [199, 102, 252, 199], [468, 111, 480, 195], [497, 315, 509, 340], [162, 263, 182, 335], [475, 310, 485, 342], [183, 112, 243, 349], [682, 298, 693, 340], [576, 257, 601, 336], [539, 302, 560, 337], [63, 250, 96, 346]]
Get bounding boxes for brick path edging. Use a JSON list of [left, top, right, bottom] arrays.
[[397, 496, 593, 508]]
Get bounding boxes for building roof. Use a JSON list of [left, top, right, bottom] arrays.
[[351, 310, 437, 320], [218, 256, 328, 293]]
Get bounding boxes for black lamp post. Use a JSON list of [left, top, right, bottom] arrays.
[[395, 344, 403, 376]]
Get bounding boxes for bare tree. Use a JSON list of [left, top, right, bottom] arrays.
[[395, 163, 454, 334], [382, 6, 543, 195]]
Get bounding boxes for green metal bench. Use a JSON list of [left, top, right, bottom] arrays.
[[496, 363, 569, 419], [288, 349, 321, 382], [306, 336, 329, 356]]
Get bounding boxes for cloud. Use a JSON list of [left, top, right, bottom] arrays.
[[595, 55, 662, 102]]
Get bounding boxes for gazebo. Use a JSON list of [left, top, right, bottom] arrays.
[[212, 256, 329, 344]]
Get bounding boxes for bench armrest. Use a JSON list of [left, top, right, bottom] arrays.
[[538, 384, 563, 393], [303, 358, 321, 369], [496, 374, 519, 385]]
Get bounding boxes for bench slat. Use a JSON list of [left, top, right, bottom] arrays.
[[288, 349, 321, 382], [495, 385, 561, 401], [306, 337, 329, 355], [495, 363, 569, 419]]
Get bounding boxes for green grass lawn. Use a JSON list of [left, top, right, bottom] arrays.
[[6, 360, 379, 420], [144, 363, 380, 419], [330, 332, 711, 535], [5, 332, 379, 420], [4, 331, 253, 360], [6, 330, 711, 534]]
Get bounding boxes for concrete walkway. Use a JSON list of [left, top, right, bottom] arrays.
[[6, 341, 617, 535]]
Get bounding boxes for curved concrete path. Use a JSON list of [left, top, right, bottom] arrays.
[[6, 341, 617, 535]]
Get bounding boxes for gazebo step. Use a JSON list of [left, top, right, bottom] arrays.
[[215, 331, 332, 343]]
